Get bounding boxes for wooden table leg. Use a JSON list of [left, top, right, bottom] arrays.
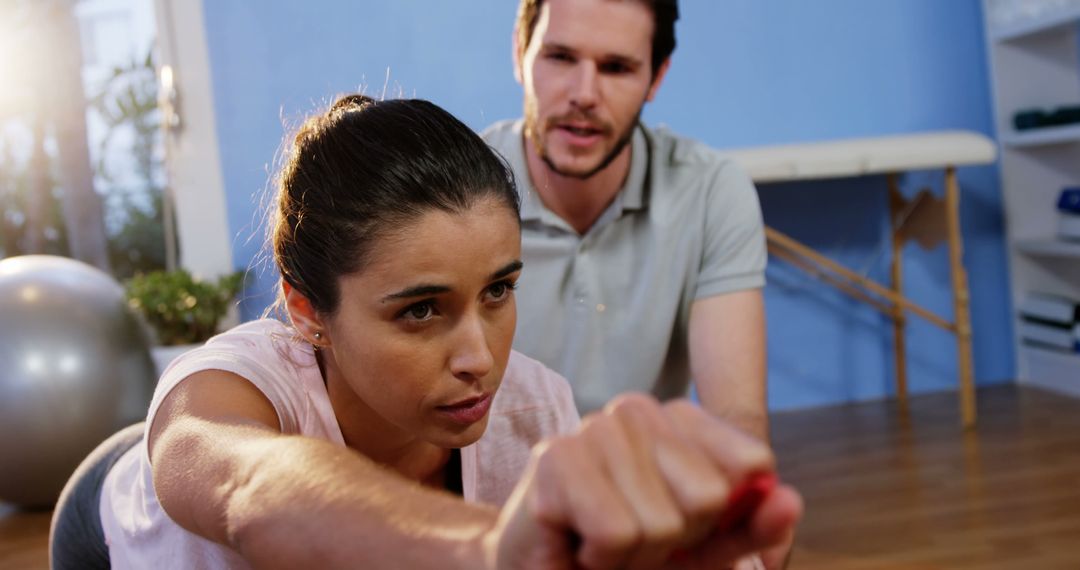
[[888, 174, 909, 409], [945, 167, 977, 428], [767, 166, 976, 428]]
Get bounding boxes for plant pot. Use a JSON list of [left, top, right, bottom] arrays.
[[151, 343, 202, 378]]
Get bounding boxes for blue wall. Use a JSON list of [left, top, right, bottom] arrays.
[[201, 0, 1014, 411]]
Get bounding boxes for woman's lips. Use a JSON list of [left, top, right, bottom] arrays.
[[436, 393, 493, 425]]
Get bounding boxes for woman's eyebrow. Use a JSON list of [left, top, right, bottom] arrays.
[[489, 260, 523, 281], [381, 261, 523, 303], [381, 284, 451, 302]]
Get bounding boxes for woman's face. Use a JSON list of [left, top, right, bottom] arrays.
[[322, 197, 522, 450]]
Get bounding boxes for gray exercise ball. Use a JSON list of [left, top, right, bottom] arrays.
[[0, 255, 156, 508]]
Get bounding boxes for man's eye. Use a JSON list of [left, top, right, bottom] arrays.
[[547, 52, 573, 63]]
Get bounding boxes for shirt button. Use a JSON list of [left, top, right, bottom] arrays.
[[596, 304, 606, 313]]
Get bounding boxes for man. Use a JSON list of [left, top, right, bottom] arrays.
[[483, 0, 784, 566], [484, 0, 768, 449]]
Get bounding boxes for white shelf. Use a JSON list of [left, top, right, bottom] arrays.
[[991, 5, 1080, 42], [1020, 344, 1080, 398], [1015, 238, 1080, 258], [985, 1, 1080, 403], [1002, 123, 1080, 148]]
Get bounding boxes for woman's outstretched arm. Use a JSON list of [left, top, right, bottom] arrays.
[[148, 370, 498, 570], [149, 371, 801, 569]]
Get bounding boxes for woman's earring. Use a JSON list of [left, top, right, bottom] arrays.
[[313, 331, 323, 342]]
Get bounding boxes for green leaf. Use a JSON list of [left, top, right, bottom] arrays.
[[124, 269, 247, 345]]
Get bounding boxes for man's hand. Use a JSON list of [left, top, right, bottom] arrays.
[[485, 393, 803, 569]]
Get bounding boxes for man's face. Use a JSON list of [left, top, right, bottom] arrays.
[[518, 0, 664, 179]]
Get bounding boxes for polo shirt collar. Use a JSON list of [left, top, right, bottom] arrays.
[[509, 120, 650, 224], [620, 124, 649, 211]]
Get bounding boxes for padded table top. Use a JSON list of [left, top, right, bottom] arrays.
[[721, 131, 997, 183]]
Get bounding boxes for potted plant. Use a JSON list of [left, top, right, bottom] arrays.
[[125, 269, 245, 374]]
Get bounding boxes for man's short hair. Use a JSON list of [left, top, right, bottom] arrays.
[[515, 0, 679, 79]]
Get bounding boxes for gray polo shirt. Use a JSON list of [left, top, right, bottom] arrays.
[[482, 119, 766, 413]]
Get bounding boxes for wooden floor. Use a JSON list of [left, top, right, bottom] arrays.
[[775, 384, 1080, 570], [2, 384, 1078, 569], [0, 503, 49, 569]]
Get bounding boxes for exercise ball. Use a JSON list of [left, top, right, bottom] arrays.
[[0, 255, 156, 508]]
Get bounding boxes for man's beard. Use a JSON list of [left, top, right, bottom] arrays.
[[526, 108, 641, 181]]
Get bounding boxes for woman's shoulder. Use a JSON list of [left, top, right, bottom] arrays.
[[151, 318, 319, 435], [494, 351, 578, 417], [191, 318, 313, 367], [468, 352, 580, 505], [205, 317, 294, 347]]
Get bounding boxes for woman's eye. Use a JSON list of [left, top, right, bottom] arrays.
[[487, 280, 517, 302], [403, 302, 434, 321]]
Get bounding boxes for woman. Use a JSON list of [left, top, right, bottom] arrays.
[[50, 95, 801, 569]]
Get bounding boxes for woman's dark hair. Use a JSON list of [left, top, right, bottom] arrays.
[[272, 95, 519, 315]]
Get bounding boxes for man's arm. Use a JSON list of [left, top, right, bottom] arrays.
[[687, 288, 768, 442], [689, 289, 797, 570]]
